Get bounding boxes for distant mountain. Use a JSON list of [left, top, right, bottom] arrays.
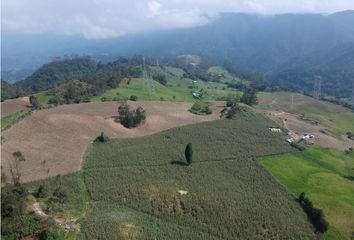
[[3, 11, 354, 97], [1, 81, 27, 101]]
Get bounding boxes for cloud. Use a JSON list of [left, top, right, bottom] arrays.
[[2, 0, 354, 39]]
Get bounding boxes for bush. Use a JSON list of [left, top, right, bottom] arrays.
[[53, 186, 68, 203], [35, 185, 49, 198], [101, 97, 111, 102], [95, 132, 110, 143], [13, 151, 26, 162], [290, 142, 306, 151], [117, 102, 146, 128], [189, 102, 212, 115], [29, 96, 41, 109], [185, 143, 193, 165], [130, 95, 138, 101]]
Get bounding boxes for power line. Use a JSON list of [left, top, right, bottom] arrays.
[[313, 75, 322, 99], [142, 56, 156, 97]]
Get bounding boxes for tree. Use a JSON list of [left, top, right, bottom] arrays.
[[117, 102, 146, 128], [185, 143, 193, 165], [298, 192, 329, 233], [240, 87, 258, 106], [29, 95, 41, 109], [94, 132, 110, 143]]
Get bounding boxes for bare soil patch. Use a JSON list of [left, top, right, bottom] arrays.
[[261, 110, 353, 151], [1, 97, 30, 117], [1, 101, 221, 183]]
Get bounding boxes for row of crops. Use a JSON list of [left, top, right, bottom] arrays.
[[79, 113, 317, 239]]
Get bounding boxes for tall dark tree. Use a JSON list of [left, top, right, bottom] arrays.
[[185, 143, 193, 165], [240, 88, 258, 106]]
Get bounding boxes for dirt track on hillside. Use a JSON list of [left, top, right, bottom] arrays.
[[1, 101, 222, 183], [1, 97, 30, 117], [261, 110, 353, 151]]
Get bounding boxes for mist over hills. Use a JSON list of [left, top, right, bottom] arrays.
[[2, 10, 354, 97]]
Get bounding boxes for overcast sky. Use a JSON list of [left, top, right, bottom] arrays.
[[2, 0, 354, 39]]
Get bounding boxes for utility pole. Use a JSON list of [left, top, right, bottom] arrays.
[[351, 82, 354, 106], [290, 93, 294, 110], [313, 75, 322, 99]]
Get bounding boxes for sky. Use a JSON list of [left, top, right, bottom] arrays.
[[2, 0, 354, 39]]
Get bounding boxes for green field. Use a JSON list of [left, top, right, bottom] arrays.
[[79, 112, 317, 239], [257, 91, 354, 135], [91, 66, 239, 103], [207, 66, 242, 83], [261, 147, 354, 239], [1, 109, 31, 130]]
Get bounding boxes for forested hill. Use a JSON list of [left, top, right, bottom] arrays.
[[269, 43, 354, 98], [16, 57, 97, 92], [15, 57, 143, 93], [4, 11, 354, 98]]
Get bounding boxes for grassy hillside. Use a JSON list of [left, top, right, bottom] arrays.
[[80, 113, 317, 239], [91, 66, 238, 103], [261, 147, 354, 239], [1, 109, 31, 130], [257, 91, 354, 135]]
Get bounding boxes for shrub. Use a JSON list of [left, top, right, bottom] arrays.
[[189, 102, 212, 115], [29, 96, 41, 109], [152, 73, 167, 85], [117, 102, 146, 128], [13, 151, 25, 162], [35, 185, 49, 198], [53, 186, 68, 203], [95, 132, 110, 143], [290, 142, 306, 151], [346, 131, 353, 140], [130, 95, 138, 101], [185, 143, 193, 165]]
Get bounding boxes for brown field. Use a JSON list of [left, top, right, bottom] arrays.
[[260, 110, 353, 151], [1, 97, 30, 117], [1, 101, 222, 183]]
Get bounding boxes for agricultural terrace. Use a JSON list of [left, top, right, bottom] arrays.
[[261, 147, 354, 240], [1, 101, 221, 183], [1, 97, 30, 117], [79, 113, 317, 239]]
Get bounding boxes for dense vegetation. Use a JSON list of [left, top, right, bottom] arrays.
[[14, 56, 143, 98], [1, 80, 27, 101], [1, 172, 86, 239], [261, 147, 354, 239], [298, 192, 329, 233], [117, 102, 146, 128], [189, 102, 212, 115], [80, 113, 317, 239]]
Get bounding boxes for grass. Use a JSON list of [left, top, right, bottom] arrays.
[[302, 112, 354, 135], [91, 65, 239, 103], [1, 109, 31, 130], [260, 147, 354, 239], [33, 91, 53, 107], [80, 112, 317, 239], [25, 172, 88, 217], [207, 66, 242, 83]]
